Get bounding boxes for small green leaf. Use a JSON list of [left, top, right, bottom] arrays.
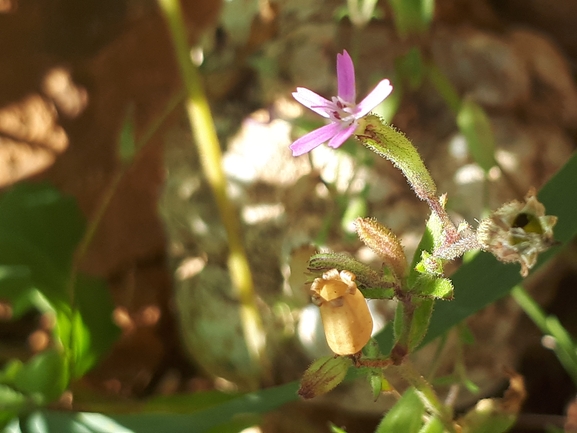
[[359, 287, 395, 300], [0, 265, 36, 318], [14, 349, 68, 403], [118, 106, 137, 164], [54, 275, 121, 378], [408, 298, 434, 351], [427, 63, 460, 114], [330, 424, 348, 433], [0, 384, 26, 412], [411, 275, 454, 300], [366, 368, 386, 401], [377, 387, 424, 433], [414, 251, 444, 276], [463, 379, 480, 394], [388, 0, 434, 37], [396, 47, 425, 90], [418, 416, 445, 433], [0, 359, 24, 384], [362, 338, 381, 358], [456, 98, 497, 173], [409, 203, 445, 285]]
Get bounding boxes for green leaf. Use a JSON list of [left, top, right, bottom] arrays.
[[408, 205, 444, 286], [388, 0, 434, 37], [0, 183, 84, 306], [408, 298, 434, 351], [0, 359, 24, 385], [456, 98, 497, 173], [395, 47, 425, 90], [11, 381, 300, 433], [418, 416, 444, 433], [393, 297, 434, 353], [330, 424, 348, 433], [118, 106, 137, 164], [376, 387, 424, 433], [70, 275, 121, 378], [143, 391, 237, 414], [411, 275, 454, 300], [0, 265, 36, 318], [426, 63, 461, 114], [366, 368, 386, 401], [0, 384, 27, 412], [14, 349, 68, 403], [362, 338, 381, 358]]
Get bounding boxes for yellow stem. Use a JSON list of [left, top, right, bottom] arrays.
[[157, 0, 269, 380]]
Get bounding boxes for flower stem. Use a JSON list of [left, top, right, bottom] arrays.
[[157, 0, 270, 382], [511, 285, 577, 385], [67, 89, 184, 376]]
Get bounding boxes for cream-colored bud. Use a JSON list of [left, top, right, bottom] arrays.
[[311, 269, 373, 355]]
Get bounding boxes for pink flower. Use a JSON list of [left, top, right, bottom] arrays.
[[290, 50, 393, 156]]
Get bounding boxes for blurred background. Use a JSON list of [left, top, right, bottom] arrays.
[[1, 0, 577, 432]]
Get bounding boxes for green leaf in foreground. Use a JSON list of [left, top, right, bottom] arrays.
[[14, 349, 68, 404], [376, 387, 424, 433], [0, 182, 84, 306], [55, 275, 121, 378]]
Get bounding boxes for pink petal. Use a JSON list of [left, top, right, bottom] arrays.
[[292, 87, 331, 118], [290, 123, 341, 156], [327, 123, 356, 148], [356, 79, 393, 118], [337, 50, 356, 104]]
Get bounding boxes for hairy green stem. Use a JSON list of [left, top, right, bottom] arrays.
[[157, 0, 269, 381]]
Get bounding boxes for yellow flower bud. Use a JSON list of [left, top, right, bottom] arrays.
[[311, 269, 373, 355]]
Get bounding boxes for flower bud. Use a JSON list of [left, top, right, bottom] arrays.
[[311, 269, 373, 356], [355, 217, 407, 278]]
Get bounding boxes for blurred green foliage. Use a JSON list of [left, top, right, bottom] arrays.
[[0, 183, 120, 429]]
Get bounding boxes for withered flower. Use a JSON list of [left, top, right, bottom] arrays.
[[477, 188, 557, 277]]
